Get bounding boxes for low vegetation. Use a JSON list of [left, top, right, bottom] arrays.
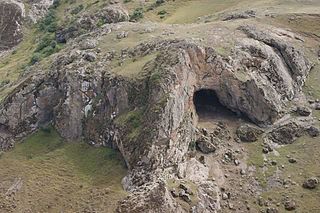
[[0, 127, 127, 212]]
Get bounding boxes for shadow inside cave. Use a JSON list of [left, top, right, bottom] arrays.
[[193, 89, 245, 127]]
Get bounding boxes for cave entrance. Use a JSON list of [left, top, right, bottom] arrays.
[[193, 89, 240, 124]]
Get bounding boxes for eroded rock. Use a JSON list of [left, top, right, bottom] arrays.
[[303, 177, 319, 189], [0, 0, 24, 51]]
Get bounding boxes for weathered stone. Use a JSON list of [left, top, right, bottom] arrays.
[[296, 106, 311, 116], [266, 207, 278, 213], [303, 177, 319, 189], [0, 0, 24, 51], [223, 10, 256, 21], [79, 39, 98, 50], [83, 52, 97, 62], [288, 158, 297, 164], [179, 183, 193, 195], [196, 136, 217, 154], [268, 122, 303, 144], [179, 190, 192, 204], [236, 124, 264, 142], [306, 126, 320, 137], [284, 200, 296, 211]]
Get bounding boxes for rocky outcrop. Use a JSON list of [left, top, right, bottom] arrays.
[[27, 0, 54, 23], [57, 4, 129, 43], [0, 24, 314, 212], [0, 0, 24, 51]]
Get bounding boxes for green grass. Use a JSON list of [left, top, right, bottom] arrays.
[[112, 53, 157, 78], [0, 127, 127, 212], [252, 136, 320, 213]]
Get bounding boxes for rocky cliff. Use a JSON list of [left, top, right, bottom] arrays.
[[0, 1, 320, 212]]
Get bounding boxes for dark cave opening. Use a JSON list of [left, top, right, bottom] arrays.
[[193, 89, 240, 122]]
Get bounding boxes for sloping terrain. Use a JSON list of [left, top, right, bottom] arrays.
[[0, 0, 320, 212]]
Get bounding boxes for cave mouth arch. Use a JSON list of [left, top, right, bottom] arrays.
[[193, 89, 240, 122]]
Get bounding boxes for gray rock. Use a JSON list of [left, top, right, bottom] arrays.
[[117, 31, 129, 39], [288, 158, 297, 164], [284, 200, 296, 211], [306, 126, 320, 137], [179, 190, 192, 204], [223, 10, 256, 21], [83, 52, 97, 62], [80, 39, 98, 50], [268, 122, 303, 144], [179, 183, 193, 195], [296, 106, 311, 116], [196, 136, 217, 154], [266, 207, 278, 213], [170, 188, 179, 198], [0, 0, 24, 51], [236, 124, 264, 142], [303, 177, 319, 189]]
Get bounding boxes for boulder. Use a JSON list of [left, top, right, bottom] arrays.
[[268, 122, 303, 144], [196, 136, 217, 154], [236, 124, 264, 142]]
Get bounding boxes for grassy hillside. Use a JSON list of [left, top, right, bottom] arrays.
[[0, 127, 127, 212]]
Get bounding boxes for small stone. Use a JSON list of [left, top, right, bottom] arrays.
[[266, 207, 278, 213], [222, 193, 229, 200], [170, 188, 179, 198], [240, 169, 246, 175], [303, 177, 319, 189], [234, 159, 240, 166], [288, 158, 297, 163], [179, 184, 193, 195], [284, 200, 296, 211], [116, 31, 128, 39], [179, 190, 192, 204], [83, 52, 97, 62], [296, 106, 311, 116], [271, 160, 277, 166], [306, 126, 320, 137]]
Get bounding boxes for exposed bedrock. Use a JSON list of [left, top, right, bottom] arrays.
[[0, 25, 313, 212], [0, 0, 25, 51]]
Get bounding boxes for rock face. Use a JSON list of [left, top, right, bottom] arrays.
[[0, 23, 314, 212], [27, 0, 54, 23], [0, 0, 25, 51]]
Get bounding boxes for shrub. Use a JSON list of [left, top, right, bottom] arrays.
[[30, 53, 41, 65], [130, 8, 144, 22], [38, 10, 58, 33]]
